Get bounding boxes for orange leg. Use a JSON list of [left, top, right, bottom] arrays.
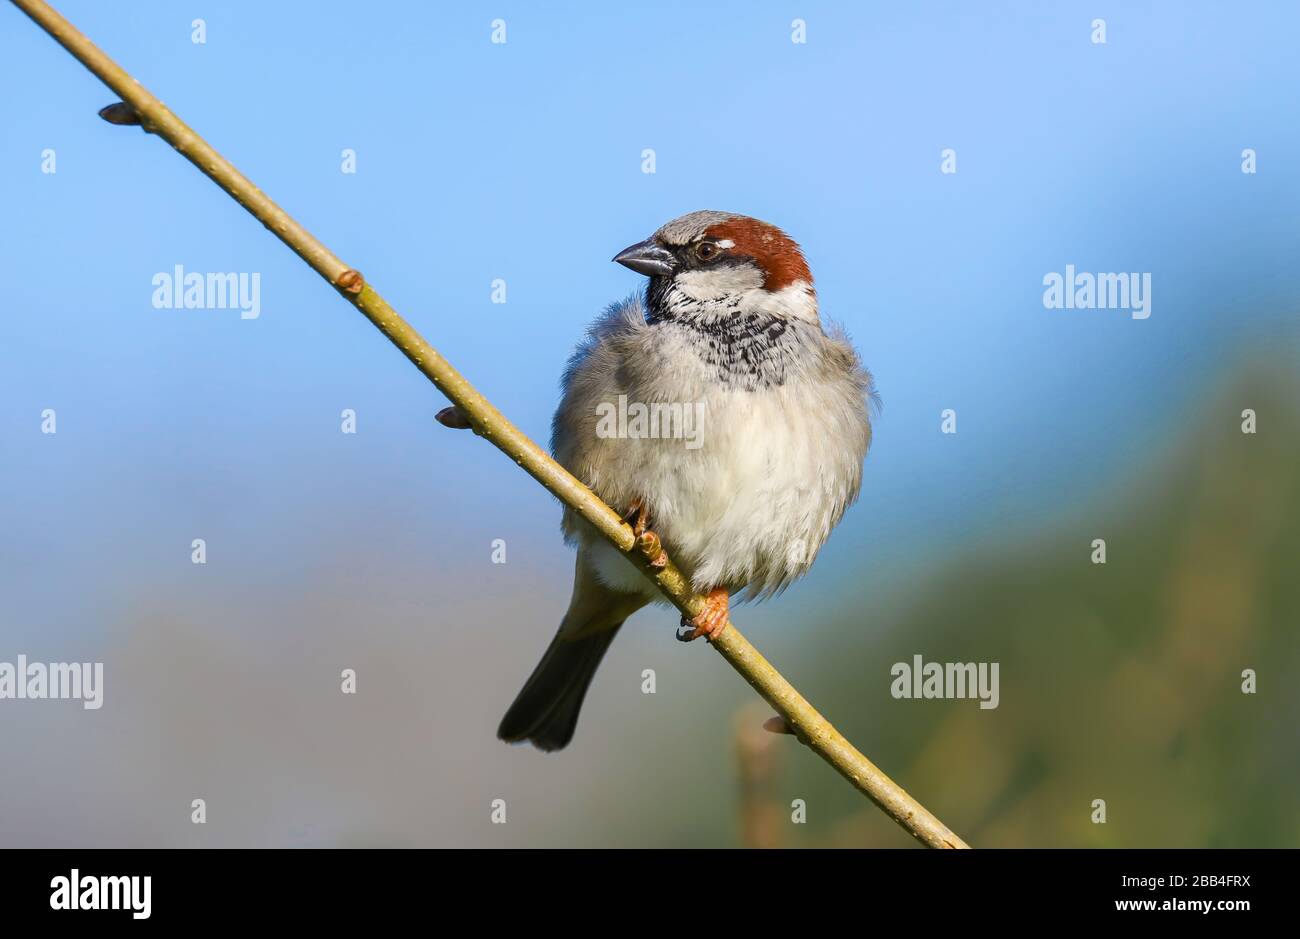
[[623, 498, 650, 538], [624, 499, 668, 569], [678, 588, 730, 642]]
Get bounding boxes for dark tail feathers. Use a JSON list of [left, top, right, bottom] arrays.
[[497, 624, 623, 752]]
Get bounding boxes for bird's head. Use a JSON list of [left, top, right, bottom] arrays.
[[613, 210, 818, 325]]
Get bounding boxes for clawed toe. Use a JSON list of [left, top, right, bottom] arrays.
[[677, 588, 730, 642], [622, 499, 650, 537], [625, 500, 669, 570]]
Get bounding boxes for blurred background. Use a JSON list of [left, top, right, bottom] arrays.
[[1, 0, 1296, 847]]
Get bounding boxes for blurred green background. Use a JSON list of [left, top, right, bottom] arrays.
[[738, 362, 1300, 848]]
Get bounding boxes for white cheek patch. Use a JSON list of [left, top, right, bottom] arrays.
[[748, 281, 819, 322], [675, 265, 764, 300]]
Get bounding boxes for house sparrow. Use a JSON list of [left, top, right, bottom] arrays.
[[498, 211, 874, 751]]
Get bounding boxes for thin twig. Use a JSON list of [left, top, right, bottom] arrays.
[[12, 0, 969, 848]]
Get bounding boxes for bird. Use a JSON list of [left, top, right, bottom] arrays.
[[496, 210, 875, 751]]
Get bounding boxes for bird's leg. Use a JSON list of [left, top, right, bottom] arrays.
[[677, 588, 730, 642], [623, 498, 669, 570], [622, 498, 650, 537]]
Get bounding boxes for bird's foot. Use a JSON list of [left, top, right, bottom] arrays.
[[622, 498, 650, 537], [624, 499, 669, 569], [677, 588, 729, 642]]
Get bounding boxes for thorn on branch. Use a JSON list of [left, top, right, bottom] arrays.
[[436, 406, 473, 430], [763, 715, 811, 746], [98, 101, 146, 130], [762, 716, 794, 735], [334, 268, 365, 294]]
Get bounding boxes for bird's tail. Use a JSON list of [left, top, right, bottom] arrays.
[[498, 549, 650, 751], [497, 623, 624, 751]]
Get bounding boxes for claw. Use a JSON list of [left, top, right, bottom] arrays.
[[636, 530, 668, 569], [678, 588, 729, 642], [622, 498, 650, 537], [625, 500, 668, 569]]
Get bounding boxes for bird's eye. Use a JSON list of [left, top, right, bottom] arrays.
[[695, 241, 719, 261]]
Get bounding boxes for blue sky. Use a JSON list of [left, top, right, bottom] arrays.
[[5, 1, 1296, 628]]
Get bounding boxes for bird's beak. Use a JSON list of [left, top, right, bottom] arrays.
[[612, 238, 678, 277]]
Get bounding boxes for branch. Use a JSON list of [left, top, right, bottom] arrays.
[[13, 0, 969, 849]]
